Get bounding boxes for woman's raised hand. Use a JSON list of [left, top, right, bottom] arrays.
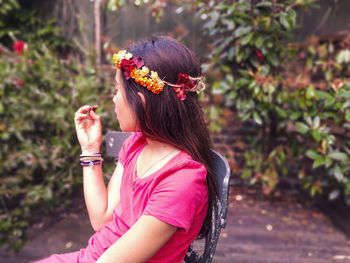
[[74, 105, 103, 154]]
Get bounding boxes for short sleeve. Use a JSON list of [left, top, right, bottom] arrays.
[[143, 164, 208, 232]]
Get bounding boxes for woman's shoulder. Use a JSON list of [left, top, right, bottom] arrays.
[[172, 151, 205, 169], [162, 151, 207, 183], [118, 132, 146, 164]]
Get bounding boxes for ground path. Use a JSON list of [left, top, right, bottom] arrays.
[[1, 182, 350, 263], [214, 186, 350, 263]]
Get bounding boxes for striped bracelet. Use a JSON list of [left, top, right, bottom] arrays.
[[80, 153, 103, 168]]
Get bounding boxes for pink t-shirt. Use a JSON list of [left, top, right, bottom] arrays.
[[36, 133, 208, 263]]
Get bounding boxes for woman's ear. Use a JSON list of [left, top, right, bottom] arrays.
[[137, 92, 146, 108]]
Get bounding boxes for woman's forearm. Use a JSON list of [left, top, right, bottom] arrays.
[[96, 215, 177, 263], [74, 105, 109, 230], [83, 164, 110, 231], [82, 161, 123, 231]]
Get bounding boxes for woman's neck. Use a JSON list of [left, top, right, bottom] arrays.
[[136, 137, 181, 179], [145, 138, 177, 154]]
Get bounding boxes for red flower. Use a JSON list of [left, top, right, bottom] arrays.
[[173, 85, 186, 100], [255, 50, 263, 62], [12, 41, 27, 55], [298, 51, 305, 59], [173, 73, 195, 101], [121, 57, 144, 80], [16, 79, 24, 87], [178, 74, 195, 89], [12, 76, 24, 88], [0, 47, 3, 56]]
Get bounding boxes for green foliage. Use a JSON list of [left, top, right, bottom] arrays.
[[0, 0, 71, 51], [0, 1, 119, 250], [105, 0, 169, 22], [0, 43, 116, 251], [0, 0, 19, 17], [197, 0, 350, 201]]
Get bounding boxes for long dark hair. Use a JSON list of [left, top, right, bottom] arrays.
[[121, 36, 217, 238]]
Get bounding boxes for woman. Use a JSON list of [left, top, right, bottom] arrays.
[[36, 36, 217, 263]]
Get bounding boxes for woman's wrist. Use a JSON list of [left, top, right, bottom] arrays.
[[80, 150, 103, 168], [81, 147, 101, 155]]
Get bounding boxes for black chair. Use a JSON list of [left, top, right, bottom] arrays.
[[105, 131, 230, 263]]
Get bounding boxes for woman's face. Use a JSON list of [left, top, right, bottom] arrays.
[[113, 69, 139, 132]]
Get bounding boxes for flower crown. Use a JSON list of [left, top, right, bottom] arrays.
[[113, 50, 205, 100]]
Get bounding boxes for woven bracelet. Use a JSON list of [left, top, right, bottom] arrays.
[[80, 156, 104, 162], [80, 159, 103, 168], [80, 152, 102, 158]]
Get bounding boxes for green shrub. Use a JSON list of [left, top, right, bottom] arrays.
[[0, 0, 71, 51], [0, 43, 116, 251], [196, 0, 350, 203]]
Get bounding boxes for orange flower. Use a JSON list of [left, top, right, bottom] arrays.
[[331, 78, 344, 92], [113, 50, 165, 94]]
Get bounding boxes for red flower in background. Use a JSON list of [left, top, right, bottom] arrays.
[[16, 79, 24, 87], [12, 41, 27, 55], [0, 46, 3, 56], [12, 76, 24, 88], [255, 50, 263, 62], [298, 51, 305, 59]]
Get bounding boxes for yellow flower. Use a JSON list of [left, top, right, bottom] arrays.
[[115, 50, 131, 60], [113, 50, 165, 94], [125, 52, 132, 60], [151, 71, 159, 80], [113, 50, 133, 68], [139, 66, 150, 77]]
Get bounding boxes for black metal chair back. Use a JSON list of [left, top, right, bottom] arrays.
[[105, 131, 230, 263]]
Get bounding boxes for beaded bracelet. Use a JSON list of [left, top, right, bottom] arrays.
[[80, 159, 103, 168], [80, 153, 103, 168]]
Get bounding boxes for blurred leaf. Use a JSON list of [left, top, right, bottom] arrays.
[[253, 111, 262, 125], [333, 165, 344, 182], [329, 189, 340, 201], [328, 152, 348, 161], [345, 111, 350, 122], [325, 157, 332, 168], [242, 33, 254, 45], [234, 26, 252, 37], [255, 36, 264, 48], [311, 130, 321, 142], [306, 85, 316, 99], [204, 11, 220, 29], [342, 101, 350, 110], [296, 122, 309, 134], [306, 150, 321, 160]]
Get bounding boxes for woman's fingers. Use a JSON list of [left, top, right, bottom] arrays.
[[74, 105, 103, 151], [74, 113, 88, 123], [74, 106, 102, 135], [75, 105, 93, 116], [89, 109, 101, 121], [74, 105, 101, 122]]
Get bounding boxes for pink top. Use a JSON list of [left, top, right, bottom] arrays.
[[35, 132, 208, 263]]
